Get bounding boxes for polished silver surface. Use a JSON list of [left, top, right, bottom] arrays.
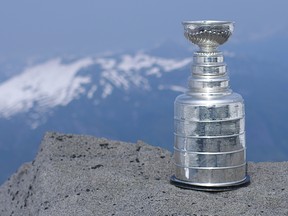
[[171, 20, 249, 190], [183, 20, 234, 52]]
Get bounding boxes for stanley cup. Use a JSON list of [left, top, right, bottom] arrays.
[[170, 21, 250, 191]]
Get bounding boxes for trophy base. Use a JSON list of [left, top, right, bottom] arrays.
[[170, 175, 250, 192]]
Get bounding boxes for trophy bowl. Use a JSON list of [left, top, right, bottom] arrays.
[[182, 20, 234, 51]]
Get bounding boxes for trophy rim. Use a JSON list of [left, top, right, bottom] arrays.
[[182, 20, 234, 26]]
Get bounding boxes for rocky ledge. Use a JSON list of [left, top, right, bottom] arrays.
[[0, 132, 287, 216]]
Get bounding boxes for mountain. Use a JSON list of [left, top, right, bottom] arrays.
[[1, 43, 288, 184]]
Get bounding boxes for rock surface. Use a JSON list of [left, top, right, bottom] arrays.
[[0, 132, 288, 216]]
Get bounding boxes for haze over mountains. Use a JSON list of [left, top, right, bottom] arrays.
[[0, 42, 288, 184]]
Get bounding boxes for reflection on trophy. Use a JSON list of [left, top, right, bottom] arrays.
[[170, 21, 250, 191]]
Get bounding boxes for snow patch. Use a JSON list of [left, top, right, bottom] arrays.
[[0, 58, 94, 118], [118, 53, 190, 73], [158, 85, 186, 93], [101, 82, 113, 99], [146, 67, 161, 77]]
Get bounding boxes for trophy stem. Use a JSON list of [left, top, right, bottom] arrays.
[[198, 45, 218, 53], [187, 50, 231, 96]]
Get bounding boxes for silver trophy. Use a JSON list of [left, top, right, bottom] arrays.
[[170, 21, 250, 191]]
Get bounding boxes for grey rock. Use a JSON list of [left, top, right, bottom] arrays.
[[0, 132, 287, 216]]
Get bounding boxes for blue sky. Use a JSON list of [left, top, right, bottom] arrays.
[[0, 0, 288, 59]]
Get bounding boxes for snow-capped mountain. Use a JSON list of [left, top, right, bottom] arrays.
[[1, 43, 288, 184], [0, 53, 190, 128], [0, 58, 93, 121]]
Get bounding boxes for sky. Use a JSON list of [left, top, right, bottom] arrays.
[[0, 0, 288, 183], [0, 0, 288, 60]]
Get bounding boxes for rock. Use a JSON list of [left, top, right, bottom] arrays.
[[0, 132, 287, 216]]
